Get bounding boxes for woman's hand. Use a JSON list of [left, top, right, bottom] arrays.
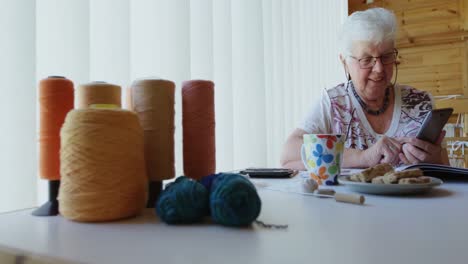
[[397, 131, 446, 165], [363, 135, 402, 166]]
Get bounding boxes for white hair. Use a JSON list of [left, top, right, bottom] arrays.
[[339, 8, 397, 57]]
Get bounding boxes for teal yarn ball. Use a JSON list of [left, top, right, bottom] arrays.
[[156, 176, 209, 224], [210, 173, 261, 227]]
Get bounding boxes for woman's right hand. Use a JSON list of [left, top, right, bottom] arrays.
[[362, 135, 402, 166]]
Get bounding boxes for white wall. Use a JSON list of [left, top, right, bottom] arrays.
[[90, 0, 130, 88], [231, 0, 267, 167], [0, 0, 36, 213]]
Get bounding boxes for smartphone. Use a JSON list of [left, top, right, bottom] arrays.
[[416, 108, 453, 144], [239, 168, 295, 178]]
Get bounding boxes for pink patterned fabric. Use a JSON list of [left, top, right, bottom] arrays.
[[329, 81, 433, 150]]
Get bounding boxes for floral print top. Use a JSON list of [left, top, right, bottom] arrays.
[[300, 81, 434, 150]]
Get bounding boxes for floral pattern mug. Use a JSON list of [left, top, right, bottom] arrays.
[[301, 134, 344, 185]]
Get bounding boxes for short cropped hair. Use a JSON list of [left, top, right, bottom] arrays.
[[339, 8, 397, 57]]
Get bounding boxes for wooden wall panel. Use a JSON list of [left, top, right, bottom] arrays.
[[397, 43, 466, 96], [437, 98, 468, 114], [396, 2, 459, 25], [350, 0, 465, 48], [463, 0, 468, 29], [350, 0, 460, 14], [463, 41, 468, 96]]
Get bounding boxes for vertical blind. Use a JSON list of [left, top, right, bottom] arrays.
[[0, 0, 347, 212]]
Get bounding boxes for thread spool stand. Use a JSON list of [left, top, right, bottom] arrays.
[[147, 181, 163, 208], [32, 180, 60, 216]]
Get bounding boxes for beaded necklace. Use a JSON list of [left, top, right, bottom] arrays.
[[351, 85, 390, 116]]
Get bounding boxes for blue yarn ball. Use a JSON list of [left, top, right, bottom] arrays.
[[156, 176, 209, 224], [199, 173, 218, 192], [209, 173, 261, 227]]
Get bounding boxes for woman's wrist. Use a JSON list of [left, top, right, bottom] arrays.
[[343, 148, 370, 168], [359, 148, 374, 167]]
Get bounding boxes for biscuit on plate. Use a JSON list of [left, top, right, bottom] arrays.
[[371, 176, 385, 184], [391, 169, 423, 179], [398, 176, 431, 184], [382, 172, 398, 184], [353, 163, 394, 182]]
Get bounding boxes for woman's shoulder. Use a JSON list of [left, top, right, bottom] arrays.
[[398, 84, 433, 105], [325, 82, 349, 98], [398, 84, 432, 98]]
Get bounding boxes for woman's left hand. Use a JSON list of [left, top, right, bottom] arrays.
[[397, 131, 445, 164]]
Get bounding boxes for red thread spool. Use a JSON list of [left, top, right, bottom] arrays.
[[39, 76, 74, 180], [182, 80, 216, 180]]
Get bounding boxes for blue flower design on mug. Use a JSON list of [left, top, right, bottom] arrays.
[[312, 144, 334, 166]]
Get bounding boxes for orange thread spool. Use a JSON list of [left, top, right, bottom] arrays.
[[39, 76, 74, 180], [182, 80, 216, 180]]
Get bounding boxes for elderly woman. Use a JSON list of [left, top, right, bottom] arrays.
[[281, 8, 449, 169]]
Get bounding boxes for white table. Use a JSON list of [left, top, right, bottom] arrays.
[[1, 181, 468, 264]]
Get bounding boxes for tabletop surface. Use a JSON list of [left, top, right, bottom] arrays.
[[1, 179, 468, 264]]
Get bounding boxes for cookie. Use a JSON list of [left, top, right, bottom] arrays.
[[398, 176, 431, 184], [390, 169, 423, 179], [354, 163, 394, 182], [371, 176, 385, 184], [382, 172, 398, 184]]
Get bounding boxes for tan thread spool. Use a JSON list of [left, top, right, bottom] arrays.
[[59, 108, 147, 222], [129, 79, 175, 181], [76, 81, 121, 109]]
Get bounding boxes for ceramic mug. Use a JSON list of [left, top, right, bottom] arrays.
[[301, 134, 344, 185]]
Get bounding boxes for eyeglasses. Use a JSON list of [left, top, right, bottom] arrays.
[[348, 49, 398, 69]]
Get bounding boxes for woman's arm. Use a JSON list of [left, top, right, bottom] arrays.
[[281, 130, 404, 169], [280, 128, 307, 170]]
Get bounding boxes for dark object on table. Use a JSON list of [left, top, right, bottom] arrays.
[[239, 168, 296, 178]]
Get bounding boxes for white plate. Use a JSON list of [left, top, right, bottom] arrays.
[[338, 176, 443, 195]]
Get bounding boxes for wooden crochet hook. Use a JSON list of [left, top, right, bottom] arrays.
[[303, 182, 365, 205], [303, 191, 365, 205]]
